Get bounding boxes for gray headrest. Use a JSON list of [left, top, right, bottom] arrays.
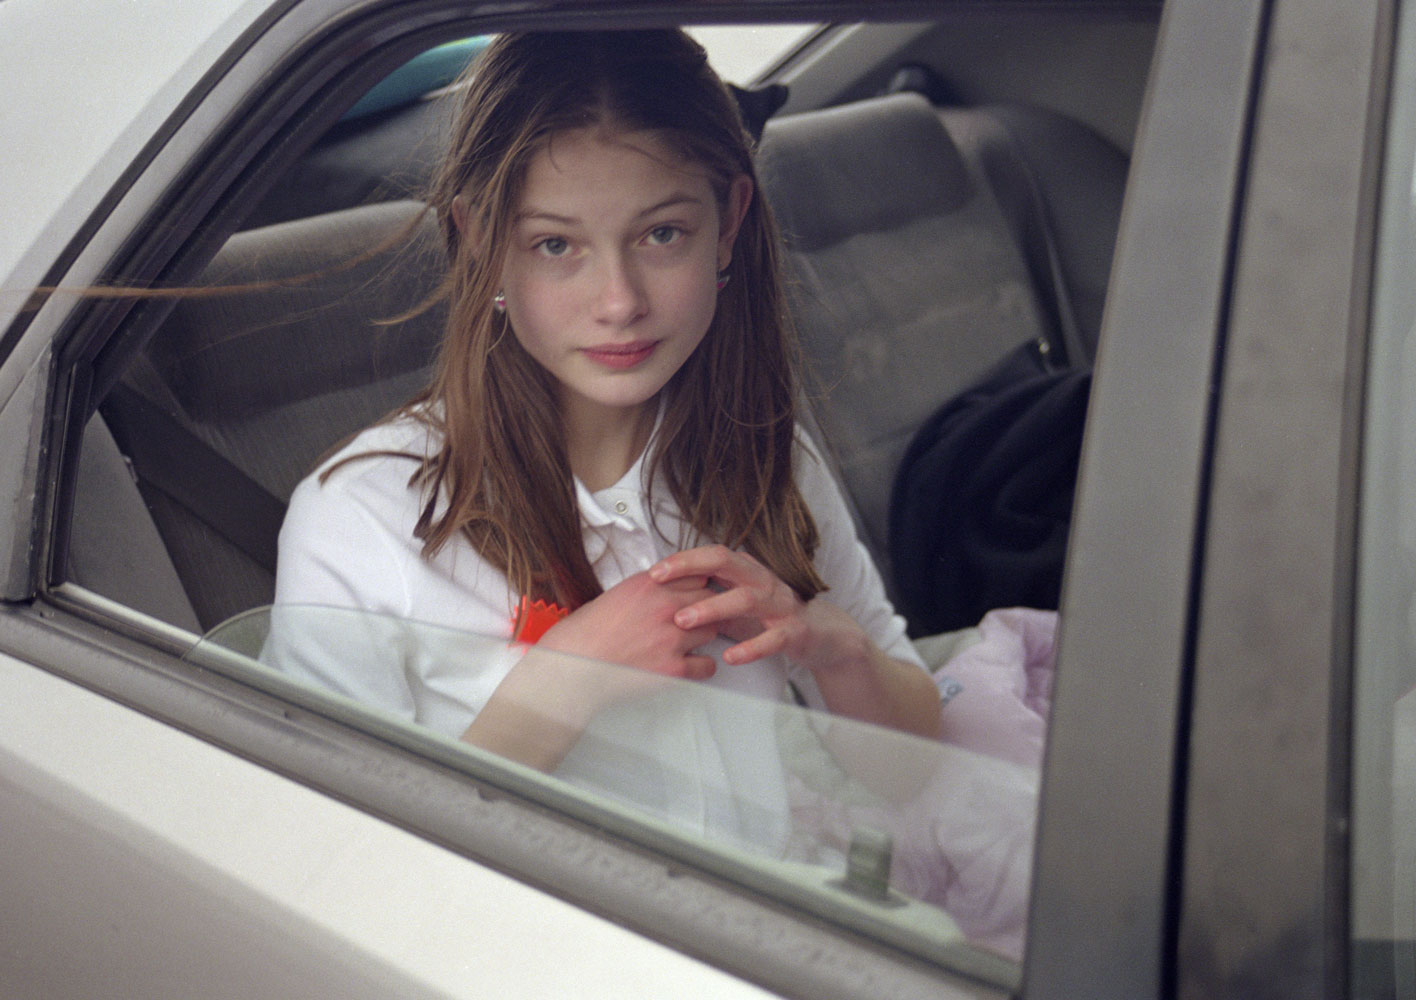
[[756, 92, 973, 252], [151, 200, 446, 420]]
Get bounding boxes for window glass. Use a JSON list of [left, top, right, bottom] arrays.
[[689, 24, 820, 84], [193, 606, 1031, 982], [1353, 2, 1416, 996]]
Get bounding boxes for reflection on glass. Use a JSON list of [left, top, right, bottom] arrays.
[[193, 604, 1047, 981]]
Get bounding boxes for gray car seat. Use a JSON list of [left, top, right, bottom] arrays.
[[87, 200, 446, 631], [757, 92, 1067, 579], [938, 102, 1128, 363]]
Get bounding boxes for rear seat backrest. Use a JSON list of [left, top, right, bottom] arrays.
[[94, 200, 446, 630], [757, 93, 1053, 576], [938, 103, 1129, 362]]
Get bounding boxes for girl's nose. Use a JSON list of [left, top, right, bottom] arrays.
[[591, 255, 647, 325]]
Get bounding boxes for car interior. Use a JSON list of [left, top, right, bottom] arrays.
[[64, 11, 1160, 640]]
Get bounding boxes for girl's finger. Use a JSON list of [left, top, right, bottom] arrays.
[[672, 587, 758, 629], [650, 545, 756, 585], [722, 626, 790, 666], [658, 573, 712, 593], [678, 654, 718, 680]]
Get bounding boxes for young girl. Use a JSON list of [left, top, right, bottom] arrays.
[[270, 27, 939, 756], [262, 28, 1041, 956], [251, 29, 1046, 943]]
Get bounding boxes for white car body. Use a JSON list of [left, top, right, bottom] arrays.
[[3, 0, 1410, 996]]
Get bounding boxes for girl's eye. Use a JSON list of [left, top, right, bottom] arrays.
[[535, 236, 570, 258], [645, 225, 682, 247]]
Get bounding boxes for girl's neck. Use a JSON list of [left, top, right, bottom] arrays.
[[562, 396, 658, 492]]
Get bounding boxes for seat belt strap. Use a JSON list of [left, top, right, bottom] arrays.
[[100, 383, 285, 576], [950, 108, 1090, 369]]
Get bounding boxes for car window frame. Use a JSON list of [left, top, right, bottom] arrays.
[[3, 3, 1062, 998], [11, 0, 1343, 996], [1352, 0, 1416, 991], [1023, 1, 1271, 995]]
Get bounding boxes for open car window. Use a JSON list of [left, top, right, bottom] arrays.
[[41, 9, 1161, 996]]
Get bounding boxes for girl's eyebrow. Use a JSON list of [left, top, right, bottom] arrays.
[[633, 193, 710, 218], [514, 193, 709, 226], [515, 208, 577, 226]]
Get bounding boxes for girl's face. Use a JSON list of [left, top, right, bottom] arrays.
[[495, 126, 751, 436]]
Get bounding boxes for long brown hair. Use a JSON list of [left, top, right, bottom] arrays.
[[385, 29, 824, 612]]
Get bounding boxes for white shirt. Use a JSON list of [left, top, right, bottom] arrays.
[[265, 413, 924, 850]]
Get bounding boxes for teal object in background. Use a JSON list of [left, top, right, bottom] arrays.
[[342, 37, 489, 121]]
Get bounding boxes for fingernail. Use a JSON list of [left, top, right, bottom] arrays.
[[675, 610, 695, 627]]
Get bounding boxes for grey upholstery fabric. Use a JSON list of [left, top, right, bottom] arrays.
[[69, 415, 202, 633], [147, 200, 444, 500], [110, 200, 446, 629], [940, 104, 1129, 362], [757, 93, 1050, 576], [246, 100, 453, 229]]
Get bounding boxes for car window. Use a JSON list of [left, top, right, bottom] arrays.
[[193, 604, 1032, 980], [689, 24, 821, 85], [1353, 2, 1416, 996], [51, 11, 1160, 993], [340, 26, 816, 122]]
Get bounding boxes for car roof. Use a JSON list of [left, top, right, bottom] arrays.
[[0, 0, 268, 312], [0, 0, 1160, 323]]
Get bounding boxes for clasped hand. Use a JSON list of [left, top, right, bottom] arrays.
[[532, 545, 939, 742], [651, 545, 833, 668], [537, 544, 834, 681]]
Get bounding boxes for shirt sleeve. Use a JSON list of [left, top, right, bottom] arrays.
[[264, 443, 530, 740], [273, 465, 416, 617], [796, 433, 926, 671], [262, 463, 422, 720]]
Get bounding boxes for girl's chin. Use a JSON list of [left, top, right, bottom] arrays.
[[559, 384, 665, 423]]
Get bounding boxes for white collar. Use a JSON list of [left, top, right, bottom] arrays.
[[573, 402, 667, 530], [574, 446, 649, 530]]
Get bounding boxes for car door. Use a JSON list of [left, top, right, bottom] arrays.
[[2, 0, 1405, 998], [0, 4, 1049, 998]]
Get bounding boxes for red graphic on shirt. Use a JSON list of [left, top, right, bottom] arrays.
[[511, 595, 570, 645]]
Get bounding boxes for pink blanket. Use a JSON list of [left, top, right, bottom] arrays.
[[927, 607, 1057, 769]]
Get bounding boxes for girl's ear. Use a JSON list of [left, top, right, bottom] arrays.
[[451, 194, 488, 259], [451, 195, 473, 236], [716, 174, 755, 270]]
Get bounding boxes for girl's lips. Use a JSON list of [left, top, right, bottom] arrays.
[[582, 341, 658, 370]]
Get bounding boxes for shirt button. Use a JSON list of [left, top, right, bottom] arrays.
[[614, 501, 629, 514]]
